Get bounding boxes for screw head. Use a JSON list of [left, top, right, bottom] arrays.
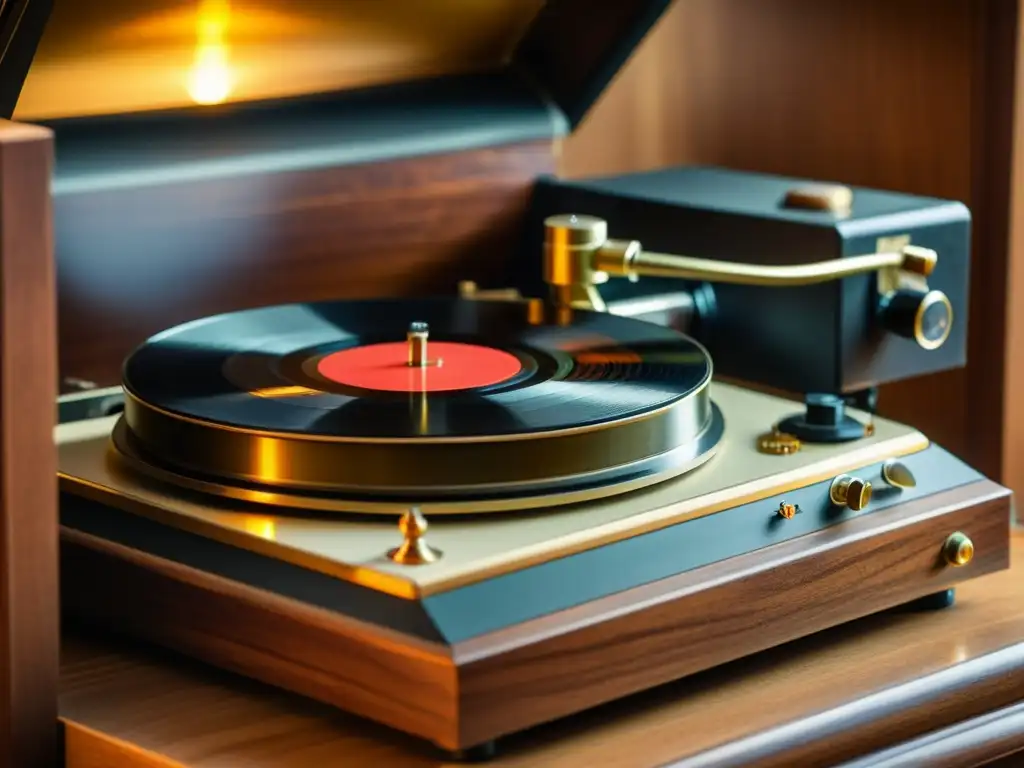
[[943, 531, 974, 567]]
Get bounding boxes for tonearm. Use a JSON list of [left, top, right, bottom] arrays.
[[541, 213, 953, 352]]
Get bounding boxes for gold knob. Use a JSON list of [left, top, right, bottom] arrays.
[[387, 507, 442, 565], [943, 531, 974, 567], [757, 428, 801, 456], [830, 475, 872, 511], [881, 459, 917, 489]]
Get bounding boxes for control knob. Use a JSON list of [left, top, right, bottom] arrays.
[[878, 289, 953, 351]]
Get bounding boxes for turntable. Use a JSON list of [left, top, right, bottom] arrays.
[[57, 221, 1011, 758], [21, 0, 1010, 762]]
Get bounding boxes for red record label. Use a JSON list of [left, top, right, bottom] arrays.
[[316, 342, 523, 392]]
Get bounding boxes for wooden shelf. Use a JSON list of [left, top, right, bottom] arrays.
[[59, 531, 1024, 767]]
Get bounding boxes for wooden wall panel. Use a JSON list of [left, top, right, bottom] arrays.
[[56, 140, 555, 388], [562, 0, 1020, 484], [1003, 9, 1024, 510]]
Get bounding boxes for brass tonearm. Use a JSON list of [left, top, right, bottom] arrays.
[[540, 213, 953, 351], [542, 213, 938, 311]]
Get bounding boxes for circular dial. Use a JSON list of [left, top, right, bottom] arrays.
[[879, 289, 953, 350]]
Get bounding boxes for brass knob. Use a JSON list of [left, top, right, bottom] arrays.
[[881, 459, 917, 489], [387, 507, 442, 565], [757, 428, 801, 456], [943, 531, 974, 567], [830, 475, 872, 511]]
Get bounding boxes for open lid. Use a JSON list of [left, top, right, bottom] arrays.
[[0, 0, 51, 118], [13, 1, 670, 130]]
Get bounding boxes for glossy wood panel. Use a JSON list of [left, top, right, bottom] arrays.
[[1002, 12, 1024, 514], [0, 121, 59, 767], [59, 479, 1011, 753], [57, 140, 555, 388], [837, 701, 1024, 768], [562, 0, 1021, 483], [59, 531, 1024, 766], [60, 528, 460, 749], [455, 480, 1010, 747]]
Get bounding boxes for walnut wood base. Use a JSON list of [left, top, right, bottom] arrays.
[[59, 479, 1011, 753]]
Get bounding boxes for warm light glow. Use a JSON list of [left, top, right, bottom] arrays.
[[241, 516, 277, 541], [250, 386, 320, 399], [14, 0, 549, 121], [254, 436, 284, 483], [186, 0, 234, 105], [952, 642, 968, 664]]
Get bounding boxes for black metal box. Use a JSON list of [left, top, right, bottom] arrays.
[[526, 166, 970, 395]]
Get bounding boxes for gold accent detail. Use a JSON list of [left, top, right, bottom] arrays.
[[109, 413, 721, 518], [914, 290, 954, 351], [240, 516, 277, 541], [777, 502, 799, 519], [875, 235, 933, 298], [900, 246, 938, 278], [829, 474, 872, 511], [457, 281, 523, 302], [757, 429, 801, 455], [882, 459, 917, 489], [543, 214, 940, 310], [57, 383, 930, 598], [250, 385, 320, 399], [943, 531, 974, 567], [782, 185, 853, 215], [407, 322, 431, 367], [118, 364, 713, 496], [388, 508, 441, 565], [877, 235, 912, 256]]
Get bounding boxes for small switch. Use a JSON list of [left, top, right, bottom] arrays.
[[881, 459, 917, 489], [777, 502, 800, 519]]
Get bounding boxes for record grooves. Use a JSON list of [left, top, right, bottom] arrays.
[[116, 298, 721, 512]]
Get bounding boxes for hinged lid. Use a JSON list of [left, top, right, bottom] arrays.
[[0, 0, 51, 118], [14, 1, 670, 132]]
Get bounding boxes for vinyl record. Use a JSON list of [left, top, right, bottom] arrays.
[[116, 297, 723, 511]]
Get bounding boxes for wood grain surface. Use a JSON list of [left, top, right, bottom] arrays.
[[56, 140, 555, 389], [0, 121, 59, 768], [1001, 6, 1024, 519], [836, 701, 1024, 768], [59, 528, 1024, 767], [454, 480, 1011, 747], [60, 528, 461, 748], [59, 479, 1011, 758]]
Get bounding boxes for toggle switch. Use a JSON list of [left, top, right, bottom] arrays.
[[881, 459, 917, 489]]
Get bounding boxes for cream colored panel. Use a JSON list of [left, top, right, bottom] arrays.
[[58, 383, 926, 597]]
